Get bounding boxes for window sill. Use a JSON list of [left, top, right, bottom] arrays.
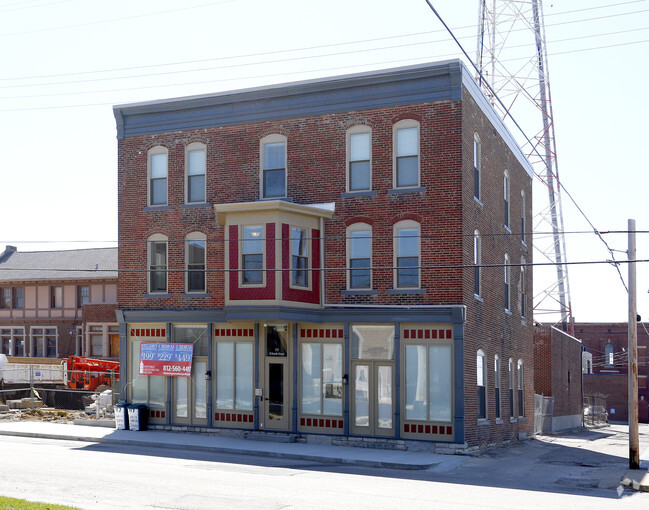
[[342, 289, 378, 296], [389, 288, 426, 295], [518, 417, 527, 422], [509, 417, 517, 423], [259, 196, 292, 202], [144, 205, 172, 212], [388, 186, 426, 195], [505, 309, 512, 316], [521, 240, 527, 248], [474, 294, 483, 302], [477, 418, 490, 426], [504, 225, 512, 233], [474, 196, 483, 207], [181, 292, 210, 298], [341, 190, 377, 198], [495, 418, 504, 425], [143, 293, 172, 299], [181, 202, 211, 209]]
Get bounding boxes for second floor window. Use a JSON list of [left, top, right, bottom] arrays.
[[348, 227, 371, 289], [395, 223, 420, 288], [1, 288, 10, 309], [291, 227, 308, 287], [186, 234, 206, 293], [149, 148, 168, 206], [149, 237, 168, 293], [474, 134, 481, 200], [187, 145, 206, 203], [262, 138, 286, 198], [242, 225, 263, 285], [13, 288, 23, 309], [474, 231, 481, 297], [504, 253, 510, 311], [78, 286, 90, 306], [51, 286, 63, 308], [504, 170, 510, 228], [348, 130, 371, 191], [395, 121, 419, 188]]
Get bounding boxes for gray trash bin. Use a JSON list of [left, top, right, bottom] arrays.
[[115, 403, 129, 430], [127, 403, 148, 431]]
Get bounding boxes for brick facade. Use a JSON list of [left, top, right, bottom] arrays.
[[115, 61, 534, 449]]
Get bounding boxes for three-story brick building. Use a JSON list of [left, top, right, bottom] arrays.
[[114, 60, 534, 450]]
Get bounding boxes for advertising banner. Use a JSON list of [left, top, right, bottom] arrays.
[[139, 343, 194, 377]]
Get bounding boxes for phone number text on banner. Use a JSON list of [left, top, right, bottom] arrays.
[[139, 343, 194, 377]]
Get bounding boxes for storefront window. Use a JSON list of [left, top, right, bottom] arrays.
[[301, 343, 343, 416], [404, 343, 452, 422], [215, 341, 253, 411]]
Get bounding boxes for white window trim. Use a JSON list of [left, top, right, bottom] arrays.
[[185, 142, 207, 204], [346, 222, 372, 290], [393, 119, 420, 189], [393, 220, 421, 289], [30, 326, 58, 358], [185, 232, 207, 293], [260, 134, 287, 199], [240, 224, 266, 288], [148, 234, 169, 294], [290, 226, 311, 290], [346, 125, 372, 192], [477, 348, 487, 420], [148, 146, 168, 207]]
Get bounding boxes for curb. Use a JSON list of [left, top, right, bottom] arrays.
[[0, 429, 437, 471]]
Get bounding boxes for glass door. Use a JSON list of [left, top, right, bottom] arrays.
[[351, 361, 394, 436], [172, 356, 208, 426], [262, 324, 290, 430]]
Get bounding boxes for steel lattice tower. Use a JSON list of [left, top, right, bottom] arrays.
[[476, 0, 573, 331]]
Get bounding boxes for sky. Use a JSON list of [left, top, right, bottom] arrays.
[[0, 0, 647, 324]]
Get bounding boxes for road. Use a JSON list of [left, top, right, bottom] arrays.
[[0, 426, 648, 509]]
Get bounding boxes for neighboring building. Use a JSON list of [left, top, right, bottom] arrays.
[[534, 325, 583, 432], [0, 246, 118, 359], [578, 322, 649, 423], [114, 60, 534, 451]]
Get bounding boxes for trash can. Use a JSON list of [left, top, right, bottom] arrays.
[[115, 403, 129, 430], [127, 403, 148, 431]]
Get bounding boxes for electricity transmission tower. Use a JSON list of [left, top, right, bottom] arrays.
[[476, 0, 573, 332]]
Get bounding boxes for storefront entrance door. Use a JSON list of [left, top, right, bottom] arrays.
[[262, 324, 290, 430], [350, 361, 395, 436], [172, 356, 208, 426]]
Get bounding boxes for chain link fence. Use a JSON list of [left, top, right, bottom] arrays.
[[583, 393, 608, 426], [0, 364, 119, 416]]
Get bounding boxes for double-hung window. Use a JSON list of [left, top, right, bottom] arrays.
[[149, 235, 168, 293], [474, 134, 481, 201], [474, 230, 481, 297], [494, 355, 501, 419], [77, 286, 90, 306], [508, 358, 515, 417], [51, 286, 63, 308], [395, 121, 419, 188], [149, 147, 168, 206], [517, 360, 524, 417], [186, 144, 206, 203], [348, 128, 371, 191], [521, 190, 526, 243], [0, 288, 10, 309], [348, 225, 371, 290], [504, 253, 510, 311], [12, 288, 23, 309], [395, 222, 420, 288], [477, 349, 486, 419], [519, 261, 526, 318], [291, 227, 308, 287], [186, 233, 206, 293], [261, 136, 286, 199], [504, 170, 510, 229], [242, 225, 263, 285]]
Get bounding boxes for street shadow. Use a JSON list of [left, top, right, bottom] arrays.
[[75, 427, 649, 502]]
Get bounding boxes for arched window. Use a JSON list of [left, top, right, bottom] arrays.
[[185, 143, 206, 204], [347, 223, 372, 290], [260, 134, 286, 199], [347, 126, 372, 192], [605, 343, 614, 366], [148, 146, 168, 206], [393, 119, 420, 188], [477, 349, 487, 419], [186, 232, 206, 293], [519, 258, 526, 317], [148, 234, 168, 293], [474, 230, 481, 297], [508, 358, 515, 417], [394, 220, 420, 289], [517, 359, 524, 417]]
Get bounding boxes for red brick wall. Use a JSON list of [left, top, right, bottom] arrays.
[[550, 327, 583, 418], [534, 326, 552, 396], [82, 303, 118, 324]]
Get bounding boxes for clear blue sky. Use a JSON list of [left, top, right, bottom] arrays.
[[0, 0, 647, 323]]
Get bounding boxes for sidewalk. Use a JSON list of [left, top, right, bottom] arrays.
[[0, 419, 443, 471]]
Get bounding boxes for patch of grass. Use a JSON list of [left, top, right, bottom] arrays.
[[0, 496, 80, 510]]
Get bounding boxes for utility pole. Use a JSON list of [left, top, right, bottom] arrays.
[[628, 218, 639, 469]]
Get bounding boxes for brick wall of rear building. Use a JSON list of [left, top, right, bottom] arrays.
[[461, 88, 535, 447], [82, 303, 118, 324], [118, 102, 469, 309], [584, 373, 628, 421], [534, 326, 552, 397], [550, 327, 583, 418]]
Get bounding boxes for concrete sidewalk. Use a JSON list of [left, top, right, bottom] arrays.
[[0, 420, 443, 471]]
